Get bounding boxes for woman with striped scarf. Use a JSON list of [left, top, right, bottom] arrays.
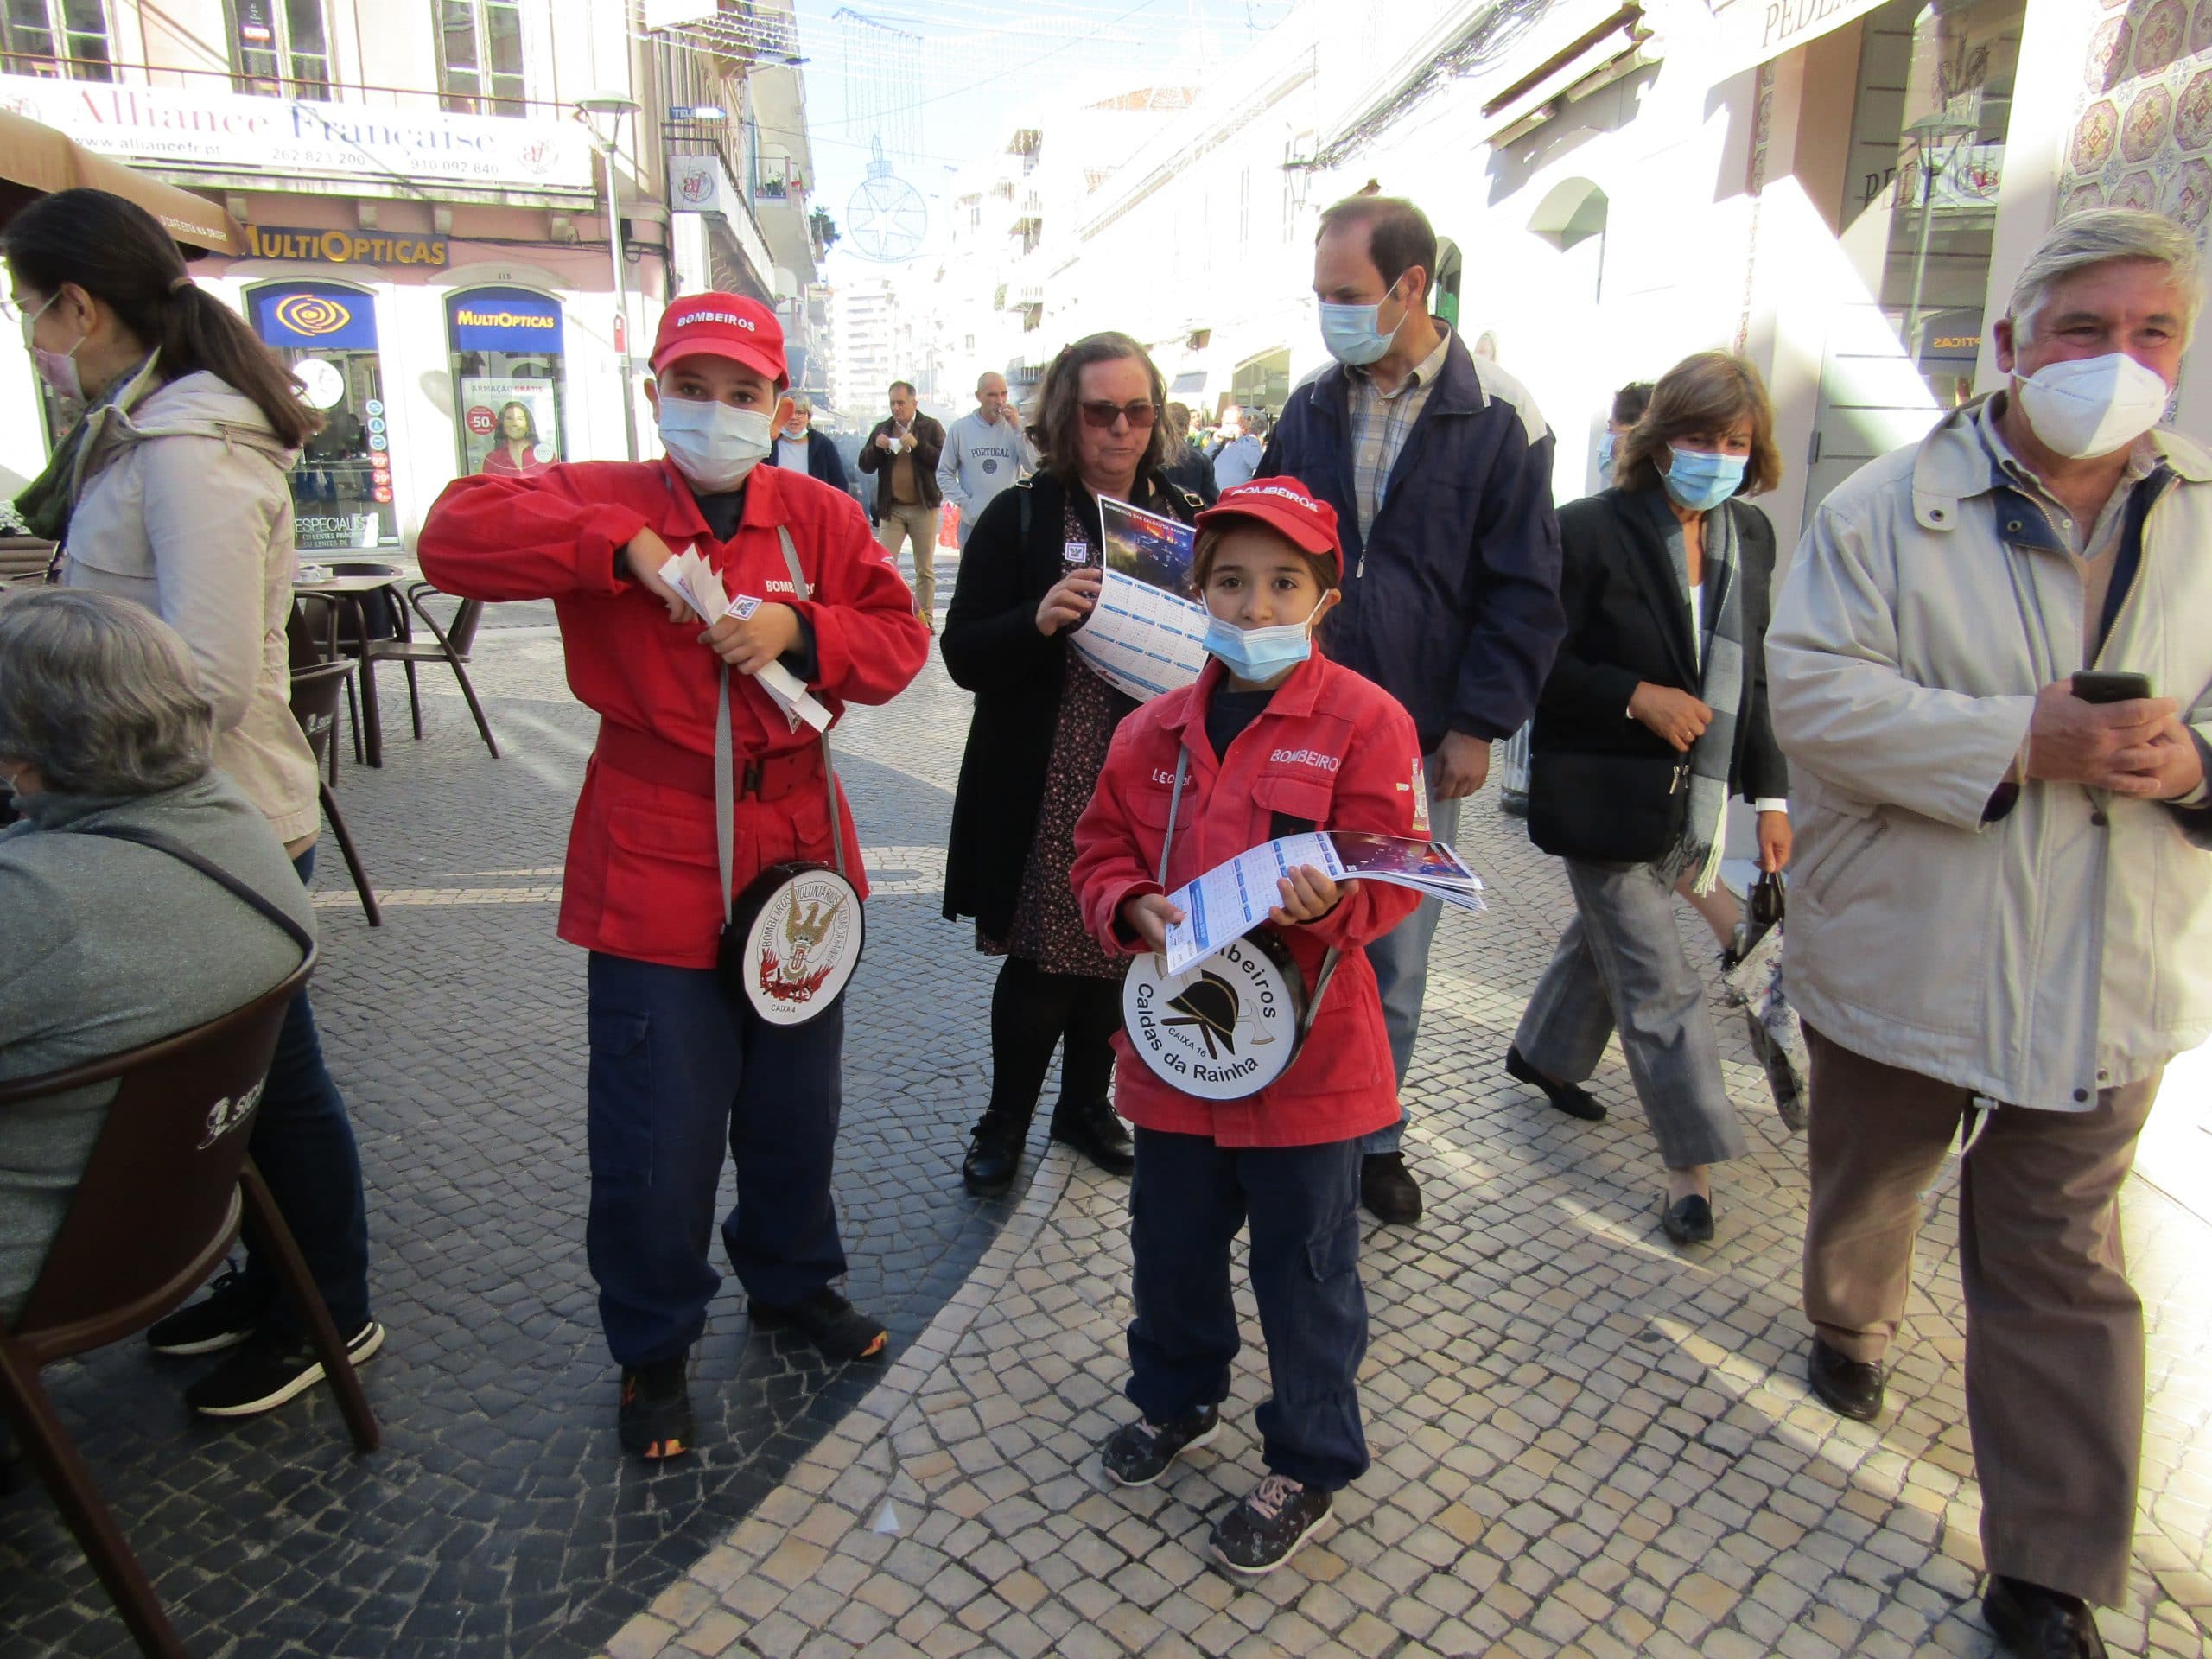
[[1508, 352, 1795, 1246]]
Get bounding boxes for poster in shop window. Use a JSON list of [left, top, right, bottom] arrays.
[[460, 378, 562, 477]]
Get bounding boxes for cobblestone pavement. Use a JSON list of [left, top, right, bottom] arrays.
[[1, 588, 1062, 1658], [597, 765, 2212, 1657]]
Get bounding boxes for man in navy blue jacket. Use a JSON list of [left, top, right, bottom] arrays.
[[1261, 194, 1566, 1224]]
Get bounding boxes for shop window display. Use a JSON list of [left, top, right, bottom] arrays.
[[246, 280, 397, 550], [448, 285, 566, 479]]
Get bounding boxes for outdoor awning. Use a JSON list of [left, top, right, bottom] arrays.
[[0, 106, 245, 256]]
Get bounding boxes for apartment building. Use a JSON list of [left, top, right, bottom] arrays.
[[0, 0, 824, 547]]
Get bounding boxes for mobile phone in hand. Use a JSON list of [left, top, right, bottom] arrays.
[[2072, 671, 2154, 704]]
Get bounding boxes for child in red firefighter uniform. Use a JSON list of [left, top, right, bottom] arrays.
[[417, 294, 929, 1460], [1070, 477, 1425, 1574]]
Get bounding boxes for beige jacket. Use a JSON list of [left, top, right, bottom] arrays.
[[1768, 404, 2212, 1111], [60, 370, 319, 844]]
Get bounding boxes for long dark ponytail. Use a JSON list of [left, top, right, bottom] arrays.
[[2, 188, 321, 448]]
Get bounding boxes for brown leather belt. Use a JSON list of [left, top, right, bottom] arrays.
[[595, 720, 824, 803]]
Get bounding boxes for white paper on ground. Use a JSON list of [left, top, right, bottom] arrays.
[[657, 550, 833, 733], [1068, 566, 1210, 702]]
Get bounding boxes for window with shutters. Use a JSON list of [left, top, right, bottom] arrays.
[[1, 0, 113, 81], [435, 0, 525, 116]]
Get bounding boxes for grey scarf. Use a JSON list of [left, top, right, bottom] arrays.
[[1643, 491, 1744, 893]]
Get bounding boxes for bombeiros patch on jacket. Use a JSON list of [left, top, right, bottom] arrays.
[[729, 862, 865, 1023], [1122, 929, 1308, 1100], [1269, 747, 1341, 772]]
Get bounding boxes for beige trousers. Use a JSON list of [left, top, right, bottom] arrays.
[[1801, 1024, 2158, 1606], [879, 502, 940, 621]]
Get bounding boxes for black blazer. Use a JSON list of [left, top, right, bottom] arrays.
[[941, 469, 1197, 938], [1531, 487, 1788, 809]]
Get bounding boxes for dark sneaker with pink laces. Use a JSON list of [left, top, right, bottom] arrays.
[[1100, 1404, 1220, 1487], [1209, 1474, 1333, 1575]]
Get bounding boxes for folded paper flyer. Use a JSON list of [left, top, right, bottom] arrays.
[[658, 550, 832, 734]]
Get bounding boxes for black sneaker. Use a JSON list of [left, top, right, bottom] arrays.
[[1210, 1474, 1333, 1575], [184, 1319, 385, 1419], [1049, 1097, 1135, 1176], [147, 1268, 268, 1357], [617, 1356, 695, 1462], [752, 1287, 889, 1362], [1100, 1404, 1220, 1487], [1359, 1153, 1422, 1224]]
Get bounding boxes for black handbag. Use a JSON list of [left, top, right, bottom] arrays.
[[1526, 749, 1689, 865]]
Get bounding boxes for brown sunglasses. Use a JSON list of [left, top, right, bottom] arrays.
[[1078, 399, 1160, 429]]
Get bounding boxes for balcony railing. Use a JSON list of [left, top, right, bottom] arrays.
[[2, 54, 585, 119]]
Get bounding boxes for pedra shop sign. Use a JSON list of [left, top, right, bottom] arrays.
[[0, 73, 593, 191]]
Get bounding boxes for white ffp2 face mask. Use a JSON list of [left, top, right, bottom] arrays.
[[657, 397, 774, 492], [2014, 352, 2171, 460]]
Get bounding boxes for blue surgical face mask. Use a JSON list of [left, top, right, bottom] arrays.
[[1596, 432, 1617, 478], [1661, 445, 1747, 512], [1318, 281, 1405, 367], [1203, 596, 1326, 682]]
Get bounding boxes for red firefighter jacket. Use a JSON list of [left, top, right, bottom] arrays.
[[417, 457, 929, 969], [1071, 651, 1426, 1147]]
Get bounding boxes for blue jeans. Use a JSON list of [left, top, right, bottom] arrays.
[[1125, 1129, 1369, 1491], [1361, 766, 1463, 1155], [237, 847, 372, 1335], [584, 953, 850, 1368]]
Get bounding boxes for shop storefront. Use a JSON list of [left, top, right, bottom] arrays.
[[448, 285, 568, 479], [247, 278, 397, 550]]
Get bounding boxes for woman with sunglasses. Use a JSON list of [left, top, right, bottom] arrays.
[[942, 333, 1203, 1197]]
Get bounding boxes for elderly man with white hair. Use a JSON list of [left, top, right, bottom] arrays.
[[1768, 208, 2212, 1658]]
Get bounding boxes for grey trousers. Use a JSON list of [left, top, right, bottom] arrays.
[[1512, 850, 1746, 1168], [1801, 1025, 2158, 1608], [1363, 770, 1463, 1155]]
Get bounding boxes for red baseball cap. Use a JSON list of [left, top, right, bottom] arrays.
[[650, 292, 787, 388], [1196, 477, 1344, 579]]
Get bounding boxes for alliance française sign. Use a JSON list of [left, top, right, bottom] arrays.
[[0, 73, 593, 192]]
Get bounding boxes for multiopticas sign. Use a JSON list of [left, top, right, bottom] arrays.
[[454, 307, 556, 330], [247, 226, 448, 267], [0, 73, 593, 189]]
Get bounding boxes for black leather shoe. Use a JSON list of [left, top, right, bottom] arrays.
[[1049, 1098, 1135, 1176], [1661, 1192, 1715, 1244], [1984, 1576, 2107, 1659], [962, 1124, 1023, 1197], [1505, 1045, 1606, 1122], [1361, 1153, 1422, 1224], [1807, 1338, 1885, 1422]]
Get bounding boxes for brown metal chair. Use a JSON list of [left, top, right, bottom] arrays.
[[289, 661, 381, 927], [0, 951, 381, 1659], [359, 584, 499, 760]]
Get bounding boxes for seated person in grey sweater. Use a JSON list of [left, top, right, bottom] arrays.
[[0, 589, 315, 1323]]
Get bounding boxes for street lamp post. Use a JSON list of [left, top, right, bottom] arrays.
[[576, 92, 644, 461]]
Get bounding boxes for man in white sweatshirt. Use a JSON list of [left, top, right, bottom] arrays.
[[936, 372, 1036, 547]]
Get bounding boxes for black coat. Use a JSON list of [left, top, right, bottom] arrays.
[[766, 429, 850, 493], [1531, 488, 1788, 819], [941, 469, 1198, 937]]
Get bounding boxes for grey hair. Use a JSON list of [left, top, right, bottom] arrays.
[[2009, 209, 2205, 343], [787, 393, 811, 414], [0, 589, 213, 795]]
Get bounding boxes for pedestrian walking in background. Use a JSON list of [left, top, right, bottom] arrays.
[[1212, 408, 1268, 492], [1071, 478, 1425, 1577], [938, 371, 1035, 547], [858, 379, 945, 631], [1508, 351, 1792, 1246], [1594, 379, 1652, 495], [1767, 209, 2212, 1659], [1162, 400, 1221, 505], [940, 332, 1204, 1198], [419, 294, 930, 1461], [766, 394, 851, 495], [1261, 193, 1567, 1223], [3, 187, 380, 1418]]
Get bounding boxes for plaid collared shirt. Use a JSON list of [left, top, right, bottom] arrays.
[[1346, 323, 1453, 541]]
